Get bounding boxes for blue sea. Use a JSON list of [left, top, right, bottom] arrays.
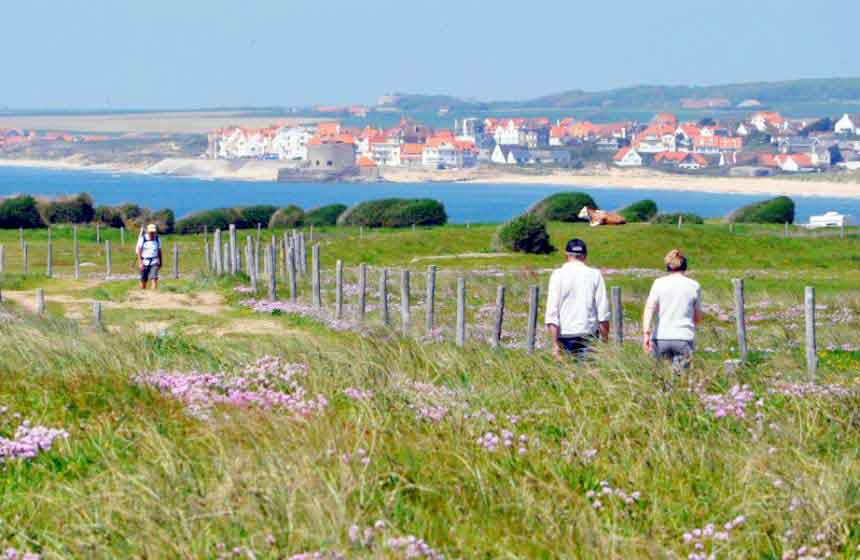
[[0, 165, 857, 223]]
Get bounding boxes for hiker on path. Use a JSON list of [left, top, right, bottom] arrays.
[[642, 249, 703, 372], [545, 238, 610, 359], [136, 224, 162, 290]]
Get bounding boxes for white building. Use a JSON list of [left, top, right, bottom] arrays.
[[272, 126, 313, 160], [494, 120, 524, 146], [835, 114, 860, 135], [613, 147, 643, 167], [370, 138, 401, 166]]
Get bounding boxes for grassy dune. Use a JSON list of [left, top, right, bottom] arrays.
[[2, 223, 860, 558]]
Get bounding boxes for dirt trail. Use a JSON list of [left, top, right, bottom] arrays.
[[1, 289, 227, 315]]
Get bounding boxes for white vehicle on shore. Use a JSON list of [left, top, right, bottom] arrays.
[[804, 212, 855, 229]]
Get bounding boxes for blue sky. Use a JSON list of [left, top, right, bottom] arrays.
[[4, 0, 858, 109]]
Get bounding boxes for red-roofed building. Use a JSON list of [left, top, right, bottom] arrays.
[[317, 122, 341, 137], [613, 147, 643, 167], [651, 113, 678, 128], [775, 153, 814, 172], [549, 126, 569, 146]]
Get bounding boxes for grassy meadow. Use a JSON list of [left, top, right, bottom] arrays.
[[2, 222, 860, 559]]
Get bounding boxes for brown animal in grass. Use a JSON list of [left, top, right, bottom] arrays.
[[578, 207, 627, 227]]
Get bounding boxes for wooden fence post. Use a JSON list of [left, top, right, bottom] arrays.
[[733, 278, 748, 362], [426, 265, 437, 333], [805, 286, 818, 379], [266, 245, 277, 301], [0, 244, 4, 274], [96, 223, 101, 244], [784, 222, 788, 238], [287, 247, 297, 302], [379, 268, 389, 326], [678, 215, 683, 229], [335, 260, 344, 320], [610, 286, 623, 344], [213, 229, 222, 275], [121, 226, 125, 246], [73, 226, 80, 280], [246, 238, 257, 292], [93, 302, 102, 329], [456, 277, 466, 347], [229, 224, 238, 275], [312, 244, 321, 308], [222, 242, 229, 275], [400, 269, 410, 337], [35, 288, 45, 315], [491, 285, 506, 348], [23, 243, 29, 274], [105, 240, 112, 279], [46, 228, 53, 278], [173, 243, 180, 279], [527, 285, 539, 353], [19, 227, 24, 251], [358, 263, 367, 321]]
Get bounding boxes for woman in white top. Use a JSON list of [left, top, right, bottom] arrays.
[[642, 249, 703, 371], [136, 224, 163, 290]]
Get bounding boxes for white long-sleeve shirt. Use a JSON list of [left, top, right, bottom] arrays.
[[544, 260, 610, 337]]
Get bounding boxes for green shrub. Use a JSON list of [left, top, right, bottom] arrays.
[[651, 212, 704, 225], [238, 205, 278, 228], [175, 208, 241, 234], [726, 196, 795, 224], [94, 206, 125, 228], [268, 205, 305, 229], [305, 204, 348, 227], [150, 208, 175, 234], [492, 213, 555, 254], [527, 192, 598, 222], [0, 195, 45, 229], [337, 198, 447, 228], [117, 203, 143, 222], [619, 199, 658, 222], [40, 193, 95, 224]]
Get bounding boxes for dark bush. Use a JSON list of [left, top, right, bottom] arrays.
[[117, 203, 143, 222], [150, 208, 176, 234], [527, 192, 598, 222], [41, 193, 95, 224], [238, 205, 278, 228], [94, 205, 125, 228], [726, 196, 795, 224], [0, 195, 45, 229], [268, 205, 305, 229], [651, 212, 704, 225], [619, 199, 658, 222], [175, 208, 241, 234], [305, 204, 348, 227], [492, 213, 555, 254], [338, 198, 447, 228]]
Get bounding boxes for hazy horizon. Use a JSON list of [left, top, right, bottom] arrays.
[[4, 0, 859, 110]]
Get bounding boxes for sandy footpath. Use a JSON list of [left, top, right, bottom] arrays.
[[2, 156, 859, 198]]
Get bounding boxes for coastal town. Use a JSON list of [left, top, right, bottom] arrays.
[[201, 109, 860, 179]]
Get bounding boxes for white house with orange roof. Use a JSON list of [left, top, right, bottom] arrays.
[[272, 125, 314, 160], [612, 147, 643, 167], [750, 111, 785, 133], [494, 119, 527, 145], [835, 114, 860, 135]]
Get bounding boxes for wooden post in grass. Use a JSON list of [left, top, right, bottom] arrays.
[[213, 229, 222, 275], [301, 233, 308, 276], [256, 223, 262, 250], [0, 244, 4, 274], [172, 243, 179, 279], [229, 224, 237, 275], [266, 245, 277, 301], [246, 239, 257, 292], [35, 288, 45, 315], [287, 247, 297, 302], [335, 260, 344, 320], [73, 226, 80, 280], [358, 263, 367, 321], [492, 285, 506, 348], [18, 227, 24, 251], [96, 223, 101, 244], [312, 244, 321, 308], [426, 265, 437, 333], [610, 286, 623, 344], [105, 240, 112, 279], [805, 286, 818, 379], [92, 302, 102, 329], [309, 224, 314, 243], [379, 268, 390, 326], [733, 279, 748, 362], [527, 285, 539, 353], [120, 226, 125, 246], [23, 243, 29, 274], [46, 228, 53, 278], [678, 215, 683, 229], [784, 222, 788, 238], [456, 276, 466, 347], [222, 242, 229, 275], [400, 269, 410, 336], [281, 235, 289, 281]]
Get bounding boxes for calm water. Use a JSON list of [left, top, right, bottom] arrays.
[[0, 165, 857, 223]]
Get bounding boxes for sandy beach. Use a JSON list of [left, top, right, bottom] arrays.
[[2, 156, 860, 198]]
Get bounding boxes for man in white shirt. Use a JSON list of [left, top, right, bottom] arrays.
[[136, 224, 163, 290], [642, 249, 703, 372], [545, 239, 610, 359]]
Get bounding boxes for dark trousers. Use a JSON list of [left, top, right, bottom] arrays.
[[558, 335, 596, 359]]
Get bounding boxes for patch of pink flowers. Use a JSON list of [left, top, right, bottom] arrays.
[[697, 384, 757, 419], [395, 377, 468, 423], [233, 286, 256, 294], [0, 406, 68, 463], [477, 430, 528, 455], [240, 299, 358, 332], [585, 479, 641, 511], [135, 356, 328, 421], [768, 381, 853, 399], [681, 515, 745, 560], [348, 521, 445, 559], [3, 549, 41, 560], [343, 387, 374, 401]]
